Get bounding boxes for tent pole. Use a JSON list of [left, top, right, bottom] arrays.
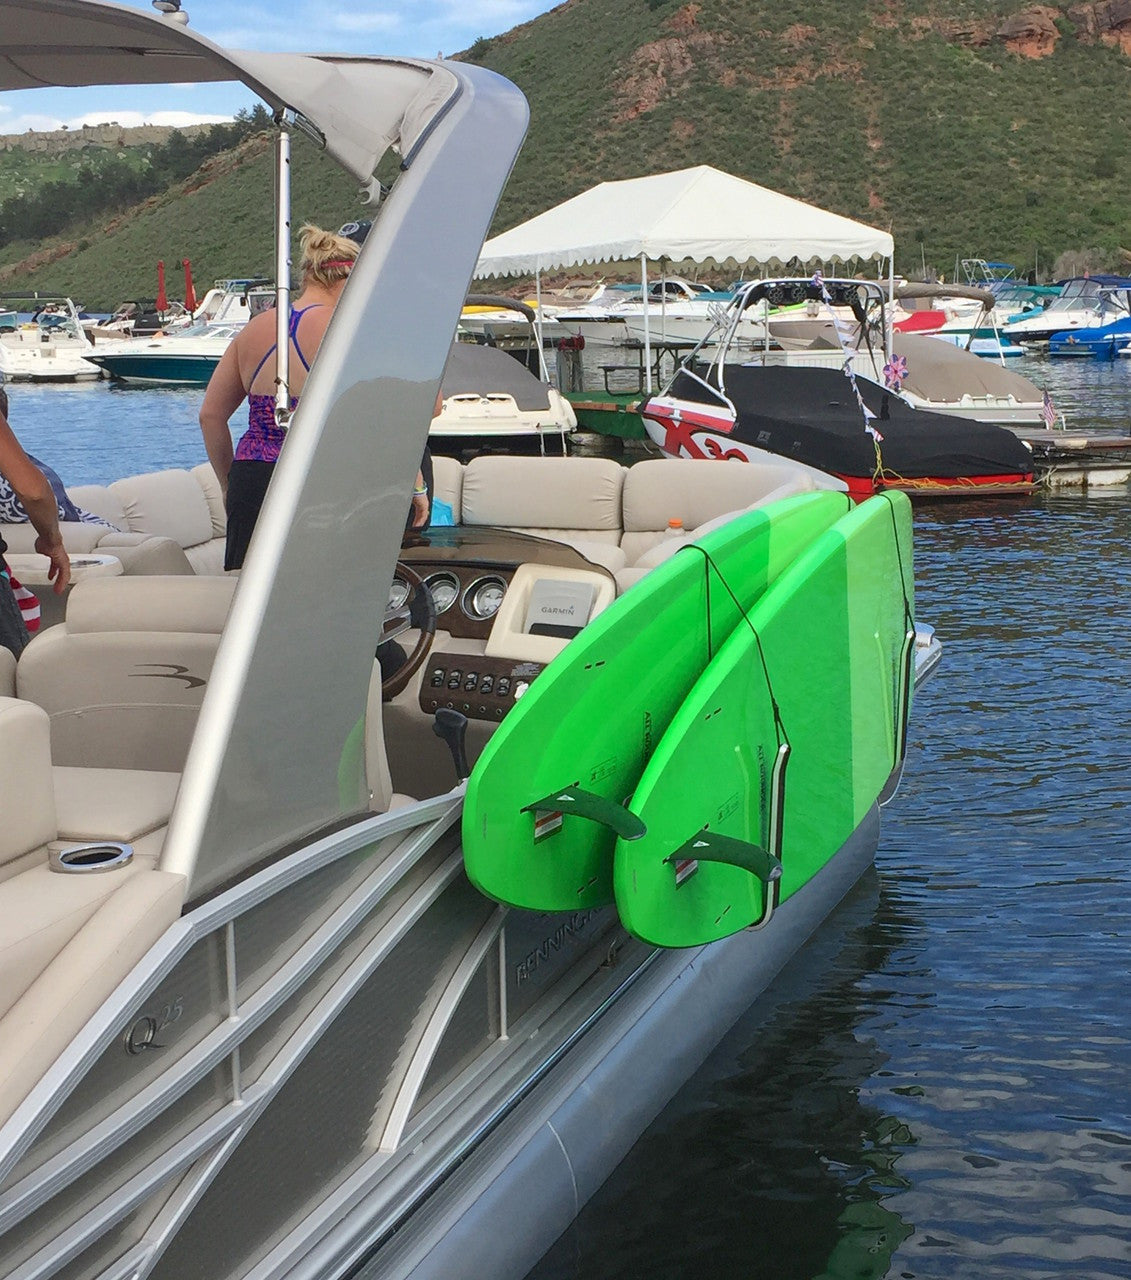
[[887, 256, 894, 362], [642, 253, 652, 394], [535, 264, 549, 381]]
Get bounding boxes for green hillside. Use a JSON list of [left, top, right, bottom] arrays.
[[0, 132, 359, 309], [468, 0, 1130, 279], [1, 0, 1128, 304]]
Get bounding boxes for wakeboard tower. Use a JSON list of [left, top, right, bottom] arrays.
[[640, 278, 1037, 500]]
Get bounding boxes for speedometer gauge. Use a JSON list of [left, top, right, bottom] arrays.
[[386, 578, 410, 611], [463, 576, 507, 620], [423, 571, 460, 613]]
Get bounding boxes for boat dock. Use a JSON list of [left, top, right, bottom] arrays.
[[1012, 427, 1131, 487]]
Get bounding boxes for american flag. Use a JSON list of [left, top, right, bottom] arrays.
[[1042, 390, 1057, 429]]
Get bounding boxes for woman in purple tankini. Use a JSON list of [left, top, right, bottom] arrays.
[[200, 225, 366, 570]]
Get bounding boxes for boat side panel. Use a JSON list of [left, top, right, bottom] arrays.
[[359, 809, 879, 1280]]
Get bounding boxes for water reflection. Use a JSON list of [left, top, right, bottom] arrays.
[[529, 873, 922, 1280]]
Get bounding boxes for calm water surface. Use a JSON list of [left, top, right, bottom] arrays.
[[529, 488, 1131, 1280], [6, 354, 1131, 1279]]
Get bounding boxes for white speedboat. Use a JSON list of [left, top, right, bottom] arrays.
[[432, 299, 576, 454], [1003, 275, 1131, 344], [556, 277, 762, 349], [0, 7, 938, 1280], [0, 293, 103, 381]]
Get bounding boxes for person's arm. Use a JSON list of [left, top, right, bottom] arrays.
[[409, 470, 429, 529], [199, 339, 248, 497], [0, 413, 70, 593]]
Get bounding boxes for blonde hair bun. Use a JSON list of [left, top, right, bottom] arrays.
[[299, 223, 359, 287]]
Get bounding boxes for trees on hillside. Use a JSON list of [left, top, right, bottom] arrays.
[[0, 106, 273, 248]]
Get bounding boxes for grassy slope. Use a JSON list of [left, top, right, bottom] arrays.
[[0, 0, 1128, 300], [471, 0, 1130, 277], [0, 134, 359, 309]]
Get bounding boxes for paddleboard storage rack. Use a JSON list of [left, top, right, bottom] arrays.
[[663, 738, 789, 930]]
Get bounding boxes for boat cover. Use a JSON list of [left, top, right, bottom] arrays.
[[665, 364, 1034, 479], [893, 333, 1044, 403], [443, 342, 551, 410]]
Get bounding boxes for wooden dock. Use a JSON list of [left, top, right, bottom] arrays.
[[1012, 428, 1131, 487]]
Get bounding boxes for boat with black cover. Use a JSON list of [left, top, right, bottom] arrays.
[[641, 278, 1037, 499]]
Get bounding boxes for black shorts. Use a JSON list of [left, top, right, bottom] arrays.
[[224, 459, 275, 571]]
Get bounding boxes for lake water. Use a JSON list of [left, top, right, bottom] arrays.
[[5, 353, 1131, 1279]]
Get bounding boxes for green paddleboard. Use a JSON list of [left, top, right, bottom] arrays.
[[613, 491, 916, 947], [462, 489, 851, 911]]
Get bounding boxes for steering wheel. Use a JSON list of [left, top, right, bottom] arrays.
[[380, 561, 437, 699]]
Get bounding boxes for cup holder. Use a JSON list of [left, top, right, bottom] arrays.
[[49, 842, 134, 874]]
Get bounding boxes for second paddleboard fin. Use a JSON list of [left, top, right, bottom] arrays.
[[667, 832, 783, 883], [522, 788, 647, 842]]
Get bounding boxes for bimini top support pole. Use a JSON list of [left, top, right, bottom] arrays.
[[273, 123, 293, 426]]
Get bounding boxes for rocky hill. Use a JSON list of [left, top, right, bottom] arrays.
[[465, 0, 1131, 278], [0, 122, 212, 156], [0, 0, 1128, 304]]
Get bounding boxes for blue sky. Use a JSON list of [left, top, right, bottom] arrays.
[[0, 0, 557, 135]]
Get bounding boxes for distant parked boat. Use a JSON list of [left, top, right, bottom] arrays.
[[87, 279, 273, 385], [0, 293, 102, 381], [1048, 315, 1131, 359], [1004, 275, 1131, 344]]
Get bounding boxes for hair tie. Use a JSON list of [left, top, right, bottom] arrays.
[[321, 259, 355, 270]]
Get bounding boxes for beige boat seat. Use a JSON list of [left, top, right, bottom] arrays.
[[0, 642, 14, 697], [619, 458, 821, 564], [614, 460, 827, 593], [459, 455, 628, 574], [17, 574, 236, 772], [0, 695, 185, 1128]]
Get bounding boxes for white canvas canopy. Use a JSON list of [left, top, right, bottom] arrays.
[[474, 166, 893, 390], [474, 165, 893, 277]]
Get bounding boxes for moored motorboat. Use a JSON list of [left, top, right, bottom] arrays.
[[1003, 275, 1131, 345], [86, 321, 244, 385], [641, 361, 1036, 500], [432, 304, 577, 455], [1048, 314, 1131, 358], [640, 280, 1036, 500], [0, 293, 103, 381], [0, 7, 938, 1280]]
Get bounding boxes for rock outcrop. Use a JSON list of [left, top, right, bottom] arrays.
[[1069, 0, 1131, 52], [996, 7, 1062, 57]]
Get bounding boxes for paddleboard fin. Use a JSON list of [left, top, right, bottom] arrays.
[[666, 831, 783, 883], [522, 788, 647, 842]]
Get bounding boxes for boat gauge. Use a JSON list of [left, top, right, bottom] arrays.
[[462, 575, 507, 621], [423, 570, 460, 614], [387, 578, 410, 611]]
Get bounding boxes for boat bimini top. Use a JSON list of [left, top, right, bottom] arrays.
[[0, 0, 529, 904]]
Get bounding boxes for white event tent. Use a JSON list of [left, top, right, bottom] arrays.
[[474, 165, 894, 389]]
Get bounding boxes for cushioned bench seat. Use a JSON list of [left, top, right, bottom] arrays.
[[1, 464, 227, 578], [0, 694, 187, 1124], [433, 454, 838, 584]]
